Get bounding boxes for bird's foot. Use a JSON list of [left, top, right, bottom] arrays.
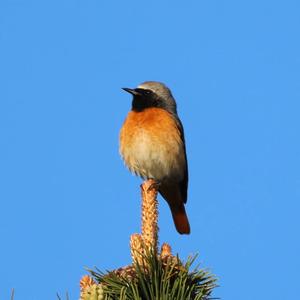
[[141, 179, 161, 192], [146, 179, 161, 192]]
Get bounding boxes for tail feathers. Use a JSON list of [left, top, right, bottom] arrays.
[[171, 205, 190, 235], [159, 184, 190, 234]]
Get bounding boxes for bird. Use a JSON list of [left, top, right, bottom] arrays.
[[119, 81, 190, 234]]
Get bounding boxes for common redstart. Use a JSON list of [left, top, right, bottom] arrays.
[[119, 81, 190, 234]]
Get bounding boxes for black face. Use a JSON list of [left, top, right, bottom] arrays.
[[122, 88, 164, 111]]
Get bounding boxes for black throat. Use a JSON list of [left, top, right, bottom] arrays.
[[131, 89, 166, 112], [131, 96, 156, 111]]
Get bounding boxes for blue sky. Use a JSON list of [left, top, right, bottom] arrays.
[[0, 1, 299, 299]]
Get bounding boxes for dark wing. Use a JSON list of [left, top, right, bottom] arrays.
[[175, 117, 188, 204]]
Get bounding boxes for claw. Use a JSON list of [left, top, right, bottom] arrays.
[[147, 180, 161, 192]]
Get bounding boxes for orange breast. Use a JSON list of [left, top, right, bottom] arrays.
[[119, 108, 186, 181]]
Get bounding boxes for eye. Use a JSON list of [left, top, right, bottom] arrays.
[[145, 90, 152, 95]]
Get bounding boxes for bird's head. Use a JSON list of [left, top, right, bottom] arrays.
[[122, 81, 177, 114]]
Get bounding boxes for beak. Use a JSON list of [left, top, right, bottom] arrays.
[[122, 87, 138, 96]]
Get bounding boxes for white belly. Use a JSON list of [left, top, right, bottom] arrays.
[[121, 128, 185, 182]]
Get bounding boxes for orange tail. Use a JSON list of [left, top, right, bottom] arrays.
[[171, 205, 190, 234]]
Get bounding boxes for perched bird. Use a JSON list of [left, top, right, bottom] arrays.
[[119, 81, 190, 234]]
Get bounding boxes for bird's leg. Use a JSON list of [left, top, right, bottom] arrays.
[[140, 179, 161, 192], [147, 179, 161, 192]]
